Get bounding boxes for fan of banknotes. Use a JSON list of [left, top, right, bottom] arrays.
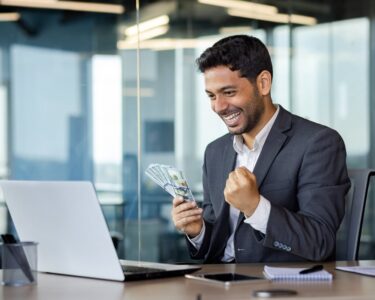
[[145, 164, 194, 201]]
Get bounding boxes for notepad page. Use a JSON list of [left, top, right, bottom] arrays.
[[336, 266, 375, 277], [264, 265, 333, 281]]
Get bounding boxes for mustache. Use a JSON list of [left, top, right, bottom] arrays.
[[218, 108, 242, 117]]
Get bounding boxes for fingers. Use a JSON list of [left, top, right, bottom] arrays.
[[172, 202, 202, 222], [172, 197, 198, 213], [174, 212, 202, 230], [227, 167, 256, 186], [171, 197, 202, 232], [234, 166, 254, 180], [172, 196, 185, 208], [174, 206, 202, 220], [224, 167, 258, 209]]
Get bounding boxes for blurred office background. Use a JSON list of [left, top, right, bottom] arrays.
[[0, 0, 374, 262]]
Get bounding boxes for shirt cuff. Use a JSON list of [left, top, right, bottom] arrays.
[[243, 195, 271, 234], [186, 222, 206, 250]]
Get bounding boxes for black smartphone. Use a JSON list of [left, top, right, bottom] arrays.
[[185, 272, 267, 286]]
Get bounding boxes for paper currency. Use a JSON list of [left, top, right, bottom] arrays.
[[145, 164, 194, 201]]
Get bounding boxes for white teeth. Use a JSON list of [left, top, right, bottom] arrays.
[[224, 112, 240, 121]]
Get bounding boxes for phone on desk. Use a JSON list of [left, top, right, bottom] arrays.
[[185, 273, 267, 286]]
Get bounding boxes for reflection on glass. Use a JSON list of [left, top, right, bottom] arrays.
[[293, 18, 369, 167], [92, 54, 123, 204], [10, 45, 89, 180], [0, 0, 373, 262], [0, 83, 7, 179]]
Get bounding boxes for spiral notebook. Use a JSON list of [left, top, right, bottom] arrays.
[[264, 265, 333, 281]]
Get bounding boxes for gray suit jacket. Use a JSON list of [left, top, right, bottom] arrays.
[[188, 105, 350, 263]]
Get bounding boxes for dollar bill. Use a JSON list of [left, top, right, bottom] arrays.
[[145, 164, 174, 197], [145, 164, 194, 201]]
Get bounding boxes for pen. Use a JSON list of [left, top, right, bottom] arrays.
[[299, 264, 324, 274]]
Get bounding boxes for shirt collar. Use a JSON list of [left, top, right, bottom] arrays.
[[233, 105, 280, 154]]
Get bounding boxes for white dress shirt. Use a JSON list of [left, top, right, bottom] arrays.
[[189, 106, 280, 262]]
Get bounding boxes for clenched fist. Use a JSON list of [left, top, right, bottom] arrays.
[[224, 166, 260, 217]]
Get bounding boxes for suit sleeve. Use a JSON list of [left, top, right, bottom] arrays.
[[186, 148, 215, 260], [262, 128, 350, 261]]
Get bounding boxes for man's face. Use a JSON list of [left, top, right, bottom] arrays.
[[204, 65, 265, 135]]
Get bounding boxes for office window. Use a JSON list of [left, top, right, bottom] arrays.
[[0, 47, 7, 179], [10, 45, 91, 180], [0, 84, 7, 179], [92, 55, 123, 203], [144, 121, 174, 153], [292, 18, 369, 167], [0, 48, 7, 234], [0, 0, 374, 263], [272, 25, 291, 110]]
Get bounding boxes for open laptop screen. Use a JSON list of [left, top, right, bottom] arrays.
[[1, 181, 126, 280], [0, 180, 200, 281]]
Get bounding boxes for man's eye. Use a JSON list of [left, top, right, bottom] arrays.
[[207, 94, 215, 100], [224, 90, 235, 96]]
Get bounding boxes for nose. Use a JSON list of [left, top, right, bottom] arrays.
[[212, 95, 228, 114]]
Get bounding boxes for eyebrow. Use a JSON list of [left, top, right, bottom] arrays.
[[205, 85, 237, 94]]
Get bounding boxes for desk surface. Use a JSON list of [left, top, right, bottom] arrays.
[[2, 261, 375, 300]]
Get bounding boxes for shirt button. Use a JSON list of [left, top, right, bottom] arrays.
[[273, 241, 280, 247]]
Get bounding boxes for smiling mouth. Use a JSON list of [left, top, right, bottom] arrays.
[[223, 111, 240, 121], [221, 111, 241, 126]]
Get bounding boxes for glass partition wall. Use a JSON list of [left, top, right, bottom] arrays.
[[0, 0, 374, 261]]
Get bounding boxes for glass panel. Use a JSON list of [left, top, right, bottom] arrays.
[[0, 87, 7, 179], [0, 0, 373, 263], [272, 25, 291, 110], [117, 2, 294, 261], [0, 82, 7, 234], [92, 54, 122, 196], [293, 18, 369, 167], [292, 23, 331, 123], [0, 47, 7, 233], [0, 46, 8, 180], [130, 1, 371, 263], [331, 18, 369, 168], [10, 45, 91, 180]]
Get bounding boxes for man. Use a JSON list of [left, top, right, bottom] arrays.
[[171, 35, 350, 263]]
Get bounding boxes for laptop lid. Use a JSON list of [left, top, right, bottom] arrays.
[[0, 180, 200, 281]]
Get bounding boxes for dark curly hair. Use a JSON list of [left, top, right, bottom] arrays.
[[196, 35, 273, 82]]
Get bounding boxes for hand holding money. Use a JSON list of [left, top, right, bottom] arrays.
[[171, 197, 203, 237]]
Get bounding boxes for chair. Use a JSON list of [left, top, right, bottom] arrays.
[[336, 169, 375, 260]]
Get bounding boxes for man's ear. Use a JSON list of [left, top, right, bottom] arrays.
[[256, 70, 272, 96]]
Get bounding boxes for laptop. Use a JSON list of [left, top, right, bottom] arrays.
[[0, 180, 200, 281]]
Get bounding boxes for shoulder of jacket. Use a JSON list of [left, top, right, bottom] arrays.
[[206, 133, 233, 150]]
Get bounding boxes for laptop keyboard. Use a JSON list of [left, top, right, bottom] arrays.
[[122, 265, 164, 274]]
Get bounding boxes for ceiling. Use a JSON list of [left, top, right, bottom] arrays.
[[0, 0, 371, 39]]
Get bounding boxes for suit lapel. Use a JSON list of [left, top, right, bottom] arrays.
[[253, 106, 292, 188], [208, 135, 236, 260], [220, 135, 236, 216], [222, 135, 237, 186], [236, 105, 292, 227]]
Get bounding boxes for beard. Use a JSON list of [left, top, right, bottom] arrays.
[[225, 90, 265, 135]]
